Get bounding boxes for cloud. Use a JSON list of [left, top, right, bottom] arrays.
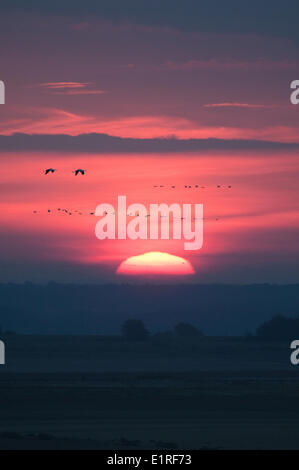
[[38, 82, 107, 95], [51, 90, 107, 95], [0, 133, 299, 154], [2, 108, 299, 143], [165, 59, 299, 71], [0, 0, 299, 44], [40, 82, 91, 89], [203, 103, 270, 109]]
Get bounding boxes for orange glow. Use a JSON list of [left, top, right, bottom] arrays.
[[2, 111, 299, 143], [117, 251, 195, 276]]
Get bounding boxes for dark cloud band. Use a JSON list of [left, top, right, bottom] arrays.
[[0, 133, 298, 154], [1, 0, 299, 43]]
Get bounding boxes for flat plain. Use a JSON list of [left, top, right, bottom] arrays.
[[0, 335, 298, 449]]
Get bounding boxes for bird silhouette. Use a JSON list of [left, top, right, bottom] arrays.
[[73, 169, 86, 176], [44, 168, 56, 175]]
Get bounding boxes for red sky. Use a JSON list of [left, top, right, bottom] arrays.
[[0, 11, 298, 283]]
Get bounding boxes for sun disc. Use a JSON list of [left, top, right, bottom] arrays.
[[116, 251, 195, 276]]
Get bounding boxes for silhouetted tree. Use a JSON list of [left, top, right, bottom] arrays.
[[174, 322, 204, 338], [256, 315, 299, 340], [121, 319, 149, 341]]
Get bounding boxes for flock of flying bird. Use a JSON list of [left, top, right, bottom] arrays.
[[153, 184, 232, 189], [36, 168, 232, 220], [44, 169, 232, 189], [44, 168, 86, 175], [33, 208, 94, 216], [32, 207, 219, 221]]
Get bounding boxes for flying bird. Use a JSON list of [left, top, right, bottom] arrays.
[[73, 169, 86, 176], [44, 168, 56, 175]]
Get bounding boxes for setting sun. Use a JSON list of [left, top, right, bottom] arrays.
[[116, 251, 195, 276]]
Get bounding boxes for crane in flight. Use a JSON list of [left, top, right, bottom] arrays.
[[73, 169, 86, 176], [44, 168, 56, 175]]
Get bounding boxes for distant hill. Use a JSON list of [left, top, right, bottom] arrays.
[[0, 283, 298, 335]]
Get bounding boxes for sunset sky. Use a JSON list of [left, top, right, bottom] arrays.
[[0, 1, 299, 283]]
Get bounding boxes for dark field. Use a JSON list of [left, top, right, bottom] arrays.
[[0, 335, 298, 449]]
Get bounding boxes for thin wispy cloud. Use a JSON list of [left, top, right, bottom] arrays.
[[165, 59, 299, 71], [204, 103, 270, 109], [38, 82, 107, 95], [51, 90, 107, 95], [40, 82, 90, 89]]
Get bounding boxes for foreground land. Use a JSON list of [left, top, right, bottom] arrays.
[[0, 335, 298, 449]]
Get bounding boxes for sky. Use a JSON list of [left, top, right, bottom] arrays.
[[0, 1, 299, 283]]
